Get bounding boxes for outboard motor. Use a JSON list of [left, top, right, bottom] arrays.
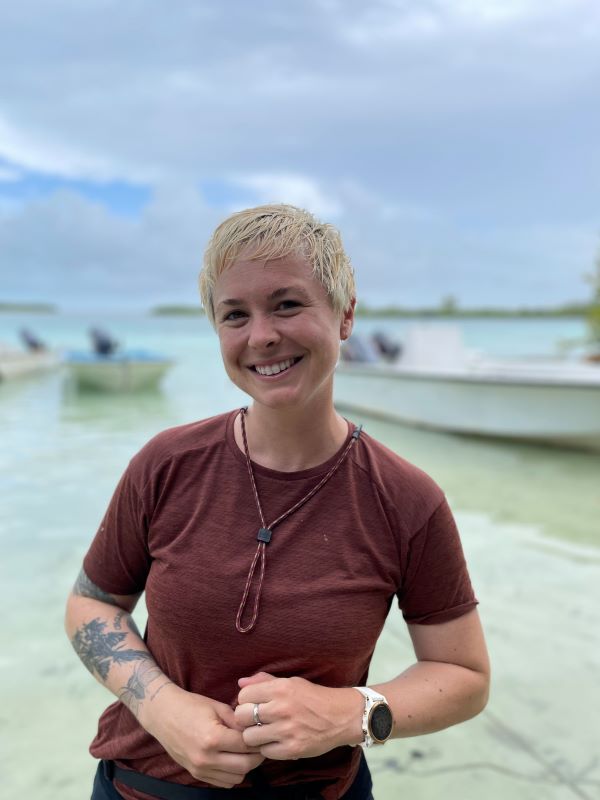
[[89, 327, 119, 356], [371, 331, 401, 362], [20, 328, 46, 351], [340, 335, 380, 363]]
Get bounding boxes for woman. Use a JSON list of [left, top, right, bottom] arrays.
[[65, 204, 490, 800]]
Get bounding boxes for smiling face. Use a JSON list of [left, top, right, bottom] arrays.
[[213, 250, 354, 414]]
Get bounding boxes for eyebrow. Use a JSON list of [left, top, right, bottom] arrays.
[[216, 286, 311, 309], [268, 286, 311, 301]]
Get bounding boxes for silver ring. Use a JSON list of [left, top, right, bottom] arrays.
[[253, 703, 263, 726]]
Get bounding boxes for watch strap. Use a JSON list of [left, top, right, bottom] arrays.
[[353, 686, 389, 748]]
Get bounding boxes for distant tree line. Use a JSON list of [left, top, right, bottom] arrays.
[[0, 302, 56, 313], [147, 300, 594, 319], [353, 300, 593, 319]]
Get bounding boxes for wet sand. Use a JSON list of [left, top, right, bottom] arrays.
[[368, 512, 600, 800]]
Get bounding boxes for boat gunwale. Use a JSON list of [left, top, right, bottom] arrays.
[[336, 362, 600, 390]]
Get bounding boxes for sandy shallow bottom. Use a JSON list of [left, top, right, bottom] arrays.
[[3, 510, 599, 800], [2, 314, 599, 799], [367, 512, 600, 800]]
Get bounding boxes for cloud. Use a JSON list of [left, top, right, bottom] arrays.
[[1, 0, 598, 182], [0, 114, 129, 183], [1, 175, 594, 311], [339, 0, 600, 44], [0, 184, 222, 310], [0, 1, 598, 308], [230, 174, 342, 217]]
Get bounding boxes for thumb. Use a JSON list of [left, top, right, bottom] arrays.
[[212, 700, 239, 730], [237, 671, 275, 688]]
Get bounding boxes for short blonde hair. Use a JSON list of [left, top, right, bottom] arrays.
[[199, 204, 355, 326]]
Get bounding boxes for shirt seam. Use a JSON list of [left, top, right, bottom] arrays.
[[133, 423, 231, 508]]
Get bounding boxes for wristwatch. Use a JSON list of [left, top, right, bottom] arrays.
[[353, 687, 393, 747]]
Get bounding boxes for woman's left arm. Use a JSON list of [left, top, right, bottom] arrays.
[[236, 609, 490, 759], [374, 607, 490, 737]]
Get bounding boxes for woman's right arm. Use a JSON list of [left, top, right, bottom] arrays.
[[65, 568, 263, 788]]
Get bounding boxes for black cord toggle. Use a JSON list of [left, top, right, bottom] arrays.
[[257, 527, 272, 543]]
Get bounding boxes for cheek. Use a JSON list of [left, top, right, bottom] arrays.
[[311, 326, 341, 357], [218, 338, 244, 382], [218, 329, 239, 359]]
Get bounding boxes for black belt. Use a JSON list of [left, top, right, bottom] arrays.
[[103, 760, 334, 800]]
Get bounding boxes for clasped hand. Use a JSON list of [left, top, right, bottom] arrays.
[[235, 671, 363, 760], [143, 674, 362, 788], [143, 684, 264, 789]]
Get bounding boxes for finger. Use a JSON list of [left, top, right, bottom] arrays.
[[237, 671, 275, 688], [216, 725, 266, 754], [234, 701, 273, 730], [258, 741, 295, 761], [238, 680, 279, 705], [242, 722, 280, 749], [200, 768, 250, 789], [207, 751, 265, 774], [233, 702, 252, 730], [217, 701, 258, 735], [214, 702, 241, 731]]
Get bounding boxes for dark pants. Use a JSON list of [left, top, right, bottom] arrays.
[[91, 757, 374, 800]]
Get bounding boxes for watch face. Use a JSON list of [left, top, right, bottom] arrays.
[[369, 703, 393, 742]]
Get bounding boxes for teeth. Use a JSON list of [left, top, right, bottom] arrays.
[[255, 358, 296, 376]]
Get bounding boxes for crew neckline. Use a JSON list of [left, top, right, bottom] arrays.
[[225, 408, 358, 481]]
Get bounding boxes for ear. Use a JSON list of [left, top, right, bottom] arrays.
[[339, 298, 356, 341]]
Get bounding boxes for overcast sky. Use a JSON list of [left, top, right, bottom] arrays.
[[1, 0, 599, 311]]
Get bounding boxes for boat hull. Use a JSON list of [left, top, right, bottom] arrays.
[[334, 363, 600, 451], [66, 354, 172, 392], [0, 347, 60, 380]]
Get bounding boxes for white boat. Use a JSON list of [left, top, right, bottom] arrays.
[[0, 342, 60, 381], [335, 325, 600, 451], [65, 350, 173, 392]]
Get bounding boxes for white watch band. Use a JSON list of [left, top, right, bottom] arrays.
[[353, 686, 389, 748]]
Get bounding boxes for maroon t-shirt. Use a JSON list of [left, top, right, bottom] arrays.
[[84, 410, 477, 800]]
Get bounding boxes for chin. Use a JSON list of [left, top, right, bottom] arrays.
[[252, 392, 303, 411]]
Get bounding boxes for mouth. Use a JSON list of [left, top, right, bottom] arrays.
[[249, 356, 303, 377]]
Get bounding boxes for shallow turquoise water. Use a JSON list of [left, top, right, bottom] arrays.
[[1, 312, 597, 557], [1, 311, 599, 799]]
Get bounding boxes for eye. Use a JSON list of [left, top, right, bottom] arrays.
[[222, 309, 247, 323], [276, 300, 302, 312]]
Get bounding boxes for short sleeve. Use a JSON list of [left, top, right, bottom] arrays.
[[83, 463, 151, 595], [397, 497, 477, 625]]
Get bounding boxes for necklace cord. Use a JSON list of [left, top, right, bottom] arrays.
[[236, 408, 362, 633]]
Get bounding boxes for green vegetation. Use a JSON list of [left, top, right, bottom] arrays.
[[151, 305, 205, 316], [150, 299, 592, 319], [354, 302, 590, 319], [583, 249, 600, 345], [0, 302, 57, 313]]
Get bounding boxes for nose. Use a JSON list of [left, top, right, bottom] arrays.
[[247, 313, 281, 350]]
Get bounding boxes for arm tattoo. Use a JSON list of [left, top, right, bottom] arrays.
[[112, 610, 142, 637], [126, 615, 143, 638], [70, 617, 151, 681], [73, 568, 118, 604], [118, 661, 172, 717]]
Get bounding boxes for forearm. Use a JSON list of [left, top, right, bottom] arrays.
[[372, 659, 490, 739], [64, 574, 173, 730], [235, 657, 488, 760], [66, 570, 265, 787], [237, 612, 489, 757], [326, 660, 489, 750]]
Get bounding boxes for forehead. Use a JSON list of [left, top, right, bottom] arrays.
[[213, 251, 327, 304]]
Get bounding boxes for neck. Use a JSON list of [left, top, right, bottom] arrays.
[[236, 401, 349, 472]]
